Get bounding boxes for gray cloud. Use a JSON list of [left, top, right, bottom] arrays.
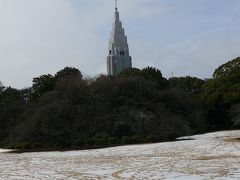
[[0, 0, 239, 88]]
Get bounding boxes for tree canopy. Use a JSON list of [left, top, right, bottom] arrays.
[[118, 67, 168, 89], [0, 81, 4, 93], [55, 67, 83, 80], [199, 57, 240, 129], [0, 66, 208, 149], [169, 76, 205, 95], [213, 57, 240, 79], [201, 57, 240, 107], [1, 57, 240, 150]]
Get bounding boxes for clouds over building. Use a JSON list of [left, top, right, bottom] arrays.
[[0, 0, 240, 88]]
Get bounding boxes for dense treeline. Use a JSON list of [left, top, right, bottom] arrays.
[[0, 57, 239, 149]]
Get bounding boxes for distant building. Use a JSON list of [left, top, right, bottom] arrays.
[[107, 1, 132, 76]]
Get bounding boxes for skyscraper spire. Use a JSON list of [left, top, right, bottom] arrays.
[[115, 0, 117, 11], [107, 0, 132, 76]]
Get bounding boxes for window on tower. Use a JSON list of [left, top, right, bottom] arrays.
[[120, 51, 125, 56], [109, 50, 112, 55]]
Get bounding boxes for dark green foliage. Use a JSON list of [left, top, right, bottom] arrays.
[[229, 104, 240, 128], [141, 67, 162, 81], [213, 57, 240, 79], [169, 76, 205, 95], [28, 67, 82, 102], [118, 68, 142, 77], [0, 87, 26, 146], [55, 67, 83, 80], [199, 57, 240, 129], [29, 74, 55, 101], [202, 58, 240, 107], [2, 56, 240, 150], [0, 67, 206, 149], [118, 67, 169, 89], [0, 81, 4, 93]]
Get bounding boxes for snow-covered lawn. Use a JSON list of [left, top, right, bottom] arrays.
[[0, 130, 240, 179]]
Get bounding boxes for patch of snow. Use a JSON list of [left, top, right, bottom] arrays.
[[0, 130, 240, 179], [0, 149, 12, 153]]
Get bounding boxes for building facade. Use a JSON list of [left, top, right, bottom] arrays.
[[107, 4, 132, 76]]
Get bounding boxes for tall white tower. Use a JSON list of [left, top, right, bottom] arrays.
[[107, 0, 132, 76]]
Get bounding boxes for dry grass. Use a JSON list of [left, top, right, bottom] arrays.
[[224, 138, 240, 143], [194, 155, 239, 161]]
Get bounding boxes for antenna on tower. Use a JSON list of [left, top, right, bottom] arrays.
[[115, 0, 118, 11]]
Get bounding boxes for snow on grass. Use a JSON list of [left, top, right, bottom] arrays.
[[0, 149, 12, 153], [0, 130, 240, 179]]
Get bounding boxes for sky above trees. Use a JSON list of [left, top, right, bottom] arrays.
[[1, 0, 240, 88]]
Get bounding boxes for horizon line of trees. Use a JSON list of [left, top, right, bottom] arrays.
[[0, 57, 240, 149]]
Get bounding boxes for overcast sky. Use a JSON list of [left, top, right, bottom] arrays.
[[1, 0, 240, 88]]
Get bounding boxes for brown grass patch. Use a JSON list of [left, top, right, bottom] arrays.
[[194, 155, 238, 161], [224, 138, 240, 143]]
